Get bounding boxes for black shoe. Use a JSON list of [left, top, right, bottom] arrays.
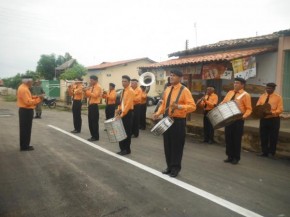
[[87, 137, 98, 141], [208, 140, 215, 144], [161, 168, 171, 174], [224, 158, 233, 163], [34, 116, 39, 119], [20, 146, 34, 151], [104, 129, 107, 131], [231, 159, 239, 165], [131, 135, 138, 138], [257, 153, 268, 157], [117, 150, 130, 156], [71, 130, 80, 133], [203, 140, 209, 143], [169, 170, 179, 177]]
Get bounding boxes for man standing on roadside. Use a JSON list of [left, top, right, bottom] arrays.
[[256, 83, 283, 158], [17, 76, 42, 151], [220, 77, 252, 165], [198, 86, 218, 144], [67, 77, 83, 133], [153, 70, 196, 177], [131, 79, 142, 138], [103, 83, 117, 120], [31, 79, 45, 119], [115, 75, 134, 155], [84, 75, 102, 141]]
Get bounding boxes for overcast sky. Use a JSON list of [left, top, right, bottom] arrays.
[[0, 0, 289, 78]]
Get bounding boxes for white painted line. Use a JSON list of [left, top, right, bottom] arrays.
[[0, 114, 11, 117], [48, 124, 263, 217]]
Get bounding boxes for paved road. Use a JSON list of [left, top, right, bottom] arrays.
[[0, 100, 290, 217]]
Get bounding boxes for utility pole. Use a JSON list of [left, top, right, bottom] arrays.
[[194, 22, 197, 47]]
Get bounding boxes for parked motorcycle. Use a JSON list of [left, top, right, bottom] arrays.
[[42, 97, 57, 108]]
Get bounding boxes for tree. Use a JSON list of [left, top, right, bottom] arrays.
[[59, 63, 87, 80], [2, 70, 40, 89], [36, 52, 73, 80], [36, 54, 57, 80]]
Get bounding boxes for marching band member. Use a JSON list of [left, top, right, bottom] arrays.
[[256, 83, 283, 158], [67, 77, 83, 133], [153, 70, 196, 177], [139, 86, 148, 130], [102, 83, 117, 120], [115, 75, 135, 155], [84, 75, 102, 141], [198, 86, 218, 144], [17, 76, 42, 151], [131, 79, 142, 138], [220, 77, 252, 165]]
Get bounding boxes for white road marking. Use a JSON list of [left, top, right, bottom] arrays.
[[48, 124, 263, 217]]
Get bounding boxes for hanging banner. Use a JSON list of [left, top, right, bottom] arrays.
[[202, 63, 231, 80], [231, 56, 256, 80]]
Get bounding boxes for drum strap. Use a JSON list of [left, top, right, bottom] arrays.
[[171, 85, 185, 115], [164, 85, 185, 116], [264, 94, 270, 104]]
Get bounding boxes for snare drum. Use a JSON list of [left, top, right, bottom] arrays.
[[104, 118, 127, 142], [207, 101, 242, 129], [151, 116, 174, 136]]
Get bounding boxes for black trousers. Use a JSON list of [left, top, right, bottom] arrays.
[[119, 110, 133, 152], [105, 104, 116, 120], [88, 104, 99, 139], [203, 111, 214, 141], [72, 100, 82, 132], [260, 117, 280, 155], [132, 104, 141, 137], [225, 119, 244, 161], [163, 118, 186, 171], [19, 108, 34, 149], [139, 103, 147, 129]]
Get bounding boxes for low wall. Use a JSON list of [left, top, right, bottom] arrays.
[[147, 118, 290, 159]]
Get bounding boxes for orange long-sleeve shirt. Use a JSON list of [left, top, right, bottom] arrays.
[[133, 86, 142, 105], [17, 83, 41, 109], [221, 89, 252, 119], [140, 91, 147, 105], [199, 93, 218, 111], [68, 83, 83, 100], [85, 83, 102, 105], [256, 92, 283, 118], [102, 89, 117, 105], [117, 86, 134, 118], [156, 83, 196, 118]]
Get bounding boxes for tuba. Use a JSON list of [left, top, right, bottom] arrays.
[[139, 72, 155, 87]]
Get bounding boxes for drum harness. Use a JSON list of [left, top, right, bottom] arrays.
[[164, 85, 185, 119]]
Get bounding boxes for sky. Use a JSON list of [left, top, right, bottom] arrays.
[[0, 0, 290, 78]]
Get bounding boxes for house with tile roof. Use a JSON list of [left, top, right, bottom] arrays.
[[85, 57, 158, 97], [140, 29, 290, 112]]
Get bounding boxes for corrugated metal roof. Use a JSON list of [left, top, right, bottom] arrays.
[[168, 29, 290, 58], [55, 59, 76, 71], [87, 57, 155, 70], [140, 47, 276, 69]]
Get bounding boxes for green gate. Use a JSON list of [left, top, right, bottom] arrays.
[[41, 80, 60, 98], [282, 51, 290, 112]]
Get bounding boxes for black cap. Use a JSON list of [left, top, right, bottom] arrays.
[[266, 82, 276, 88], [122, 75, 131, 81], [131, 79, 139, 82], [170, 69, 183, 77], [109, 83, 115, 88], [234, 77, 246, 84], [90, 75, 98, 81]]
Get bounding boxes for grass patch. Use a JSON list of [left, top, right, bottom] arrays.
[[3, 95, 17, 102]]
